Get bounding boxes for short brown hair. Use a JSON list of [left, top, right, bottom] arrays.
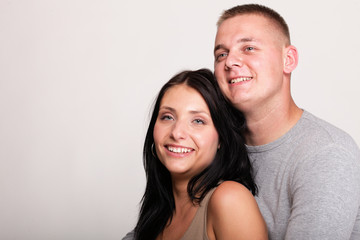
[[217, 4, 291, 44]]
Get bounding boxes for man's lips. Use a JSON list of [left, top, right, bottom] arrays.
[[229, 77, 253, 84]]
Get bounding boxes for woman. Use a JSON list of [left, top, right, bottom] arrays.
[[134, 69, 267, 240]]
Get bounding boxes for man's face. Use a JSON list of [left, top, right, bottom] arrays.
[[214, 14, 287, 113]]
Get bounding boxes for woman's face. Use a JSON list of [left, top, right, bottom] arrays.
[[153, 84, 219, 180]]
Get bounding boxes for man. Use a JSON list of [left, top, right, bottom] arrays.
[[214, 4, 360, 240], [123, 4, 360, 239]]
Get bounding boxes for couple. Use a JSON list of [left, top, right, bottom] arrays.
[[125, 4, 360, 240]]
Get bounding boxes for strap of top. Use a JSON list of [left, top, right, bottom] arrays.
[[181, 188, 217, 240]]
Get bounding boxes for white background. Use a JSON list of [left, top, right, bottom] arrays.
[[1, 0, 359, 239]]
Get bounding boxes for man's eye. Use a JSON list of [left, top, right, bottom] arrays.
[[245, 46, 254, 51], [216, 53, 228, 60]]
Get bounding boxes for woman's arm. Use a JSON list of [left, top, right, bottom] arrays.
[[207, 181, 268, 240]]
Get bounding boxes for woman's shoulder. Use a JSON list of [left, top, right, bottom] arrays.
[[207, 181, 268, 240], [209, 181, 256, 211]]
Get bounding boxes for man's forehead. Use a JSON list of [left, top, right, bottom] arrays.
[[215, 15, 285, 46], [218, 14, 273, 31]]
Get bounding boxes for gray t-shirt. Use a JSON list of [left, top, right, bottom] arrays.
[[123, 111, 360, 240], [247, 110, 360, 239]]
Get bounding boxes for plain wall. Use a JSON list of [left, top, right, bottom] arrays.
[[1, 0, 359, 239]]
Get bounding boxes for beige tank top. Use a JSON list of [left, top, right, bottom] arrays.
[[180, 188, 216, 240]]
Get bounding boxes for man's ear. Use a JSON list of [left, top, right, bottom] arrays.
[[284, 45, 298, 74]]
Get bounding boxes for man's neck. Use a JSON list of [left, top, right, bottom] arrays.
[[244, 100, 303, 146]]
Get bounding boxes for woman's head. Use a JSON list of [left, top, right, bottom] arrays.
[[153, 83, 220, 180], [136, 68, 255, 239], [143, 68, 253, 194]]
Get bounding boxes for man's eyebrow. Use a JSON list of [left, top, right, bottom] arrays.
[[214, 38, 257, 53], [238, 37, 256, 43], [214, 44, 226, 54], [214, 44, 225, 52]]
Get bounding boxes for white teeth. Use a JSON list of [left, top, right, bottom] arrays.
[[230, 77, 252, 84], [167, 146, 192, 153]]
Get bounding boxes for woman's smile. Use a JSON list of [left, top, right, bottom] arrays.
[[153, 84, 219, 177]]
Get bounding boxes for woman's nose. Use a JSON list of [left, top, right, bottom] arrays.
[[170, 120, 187, 140]]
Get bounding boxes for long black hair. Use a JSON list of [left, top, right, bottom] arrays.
[[134, 68, 256, 240]]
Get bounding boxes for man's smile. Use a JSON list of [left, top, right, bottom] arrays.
[[229, 77, 253, 84]]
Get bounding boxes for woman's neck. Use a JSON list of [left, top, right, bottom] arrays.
[[172, 177, 192, 207]]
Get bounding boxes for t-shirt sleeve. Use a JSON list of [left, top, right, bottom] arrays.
[[285, 144, 360, 239], [122, 230, 135, 240]]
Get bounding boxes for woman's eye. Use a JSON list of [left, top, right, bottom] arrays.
[[193, 119, 205, 125], [160, 115, 173, 121]]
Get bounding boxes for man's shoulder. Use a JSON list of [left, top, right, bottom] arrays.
[[247, 110, 360, 166], [297, 110, 359, 152], [282, 111, 360, 175]]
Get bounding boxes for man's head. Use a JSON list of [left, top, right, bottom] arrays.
[[214, 4, 298, 113], [217, 4, 291, 46]]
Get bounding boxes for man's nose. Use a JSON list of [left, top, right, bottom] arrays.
[[225, 52, 243, 70]]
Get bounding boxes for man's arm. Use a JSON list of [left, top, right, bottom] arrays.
[[122, 230, 135, 240], [286, 145, 360, 239]]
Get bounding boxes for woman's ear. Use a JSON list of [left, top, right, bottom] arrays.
[[284, 45, 298, 74]]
